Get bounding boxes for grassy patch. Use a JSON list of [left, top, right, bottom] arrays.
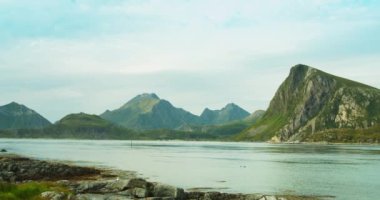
[[235, 115, 287, 141], [307, 126, 380, 143], [0, 182, 69, 200]]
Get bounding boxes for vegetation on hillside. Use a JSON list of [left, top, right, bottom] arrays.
[[1, 65, 379, 143], [0, 112, 251, 141], [237, 64, 380, 142], [0, 102, 51, 130]]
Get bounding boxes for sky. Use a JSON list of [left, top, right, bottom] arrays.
[[1, 0, 380, 122]]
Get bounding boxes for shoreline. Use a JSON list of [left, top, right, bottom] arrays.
[[0, 153, 328, 200], [1, 137, 379, 146]]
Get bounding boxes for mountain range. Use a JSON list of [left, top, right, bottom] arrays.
[[1, 64, 379, 143], [0, 94, 252, 140], [100, 93, 250, 130]]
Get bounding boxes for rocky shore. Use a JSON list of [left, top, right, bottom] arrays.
[[0, 154, 325, 200]]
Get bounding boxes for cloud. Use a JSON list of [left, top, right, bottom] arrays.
[[0, 0, 379, 121]]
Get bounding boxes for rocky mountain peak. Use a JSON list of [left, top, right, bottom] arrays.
[[8, 101, 20, 106], [120, 93, 161, 111], [4, 101, 23, 109], [224, 103, 238, 109], [2, 102, 34, 116], [0, 102, 51, 129], [203, 108, 212, 112], [140, 93, 159, 99], [239, 64, 380, 142], [200, 103, 250, 125], [287, 64, 319, 89], [290, 64, 313, 72], [101, 94, 201, 130], [130, 93, 160, 102]]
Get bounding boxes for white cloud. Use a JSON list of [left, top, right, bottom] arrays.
[[0, 0, 379, 121]]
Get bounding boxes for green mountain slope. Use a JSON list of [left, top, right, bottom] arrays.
[[200, 103, 250, 125], [100, 93, 201, 130], [243, 110, 266, 124], [43, 113, 136, 139], [177, 109, 265, 139], [101, 93, 253, 131], [237, 64, 380, 142], [0, 102, 51, 129]]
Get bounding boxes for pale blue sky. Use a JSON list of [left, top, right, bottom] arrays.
[[1, 0, 380, 122]]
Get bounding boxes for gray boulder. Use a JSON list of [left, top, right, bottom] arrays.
[[152, 183, 185, 199], [40, 191, 67, 200], [75, 193, 133, 200], [126, 178, 148, 189], [129, 187, 147, 198], [104, 180, 130, 192], [75, 181, 109, 193]]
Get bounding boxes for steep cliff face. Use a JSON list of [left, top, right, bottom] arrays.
[[0, 102, 51, 129], [238, 64, 380, 142]]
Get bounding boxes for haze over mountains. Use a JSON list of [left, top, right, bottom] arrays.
[[1, 64, 379, 143]]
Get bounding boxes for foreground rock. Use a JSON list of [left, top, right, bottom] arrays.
[[0, 154, 325, 200], [0, 154, 100, 182]]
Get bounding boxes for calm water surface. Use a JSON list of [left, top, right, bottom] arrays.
[[1, 139, 379, 200]]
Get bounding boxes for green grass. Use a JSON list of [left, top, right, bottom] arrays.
[[0, 182, 69, 200], [235, 115, 287, 141]]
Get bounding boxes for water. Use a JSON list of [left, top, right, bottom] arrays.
[[1, 139, 379, 200]]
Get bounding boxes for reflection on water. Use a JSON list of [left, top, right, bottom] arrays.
[[1, 139, 379, 200]]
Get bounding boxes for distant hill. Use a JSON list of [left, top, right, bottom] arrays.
[[43, 113, 136, 139], [200, 103, 250, 125], [237, 64, 380, 143], [0, 102, 51, 129]]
